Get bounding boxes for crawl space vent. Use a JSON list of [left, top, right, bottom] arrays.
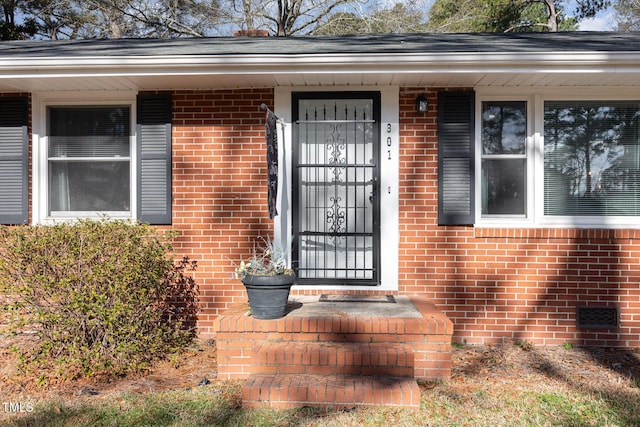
[[576, 307, 619, 329]]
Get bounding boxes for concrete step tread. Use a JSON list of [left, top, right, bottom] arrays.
[[242, 374, 421, 409], [257, 341, 410, 353]]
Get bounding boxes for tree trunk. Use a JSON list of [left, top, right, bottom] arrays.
[[544, 0, 559, 31]]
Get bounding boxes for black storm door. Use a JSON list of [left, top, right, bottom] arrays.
[[292, 92, 380, 285]]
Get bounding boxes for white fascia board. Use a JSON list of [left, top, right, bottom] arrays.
[[1, 51, 640, 78]]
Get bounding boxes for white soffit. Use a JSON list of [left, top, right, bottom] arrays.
[[0, 51, 639, 91]]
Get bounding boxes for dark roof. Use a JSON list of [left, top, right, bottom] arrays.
[[1, 32, 639, 57]]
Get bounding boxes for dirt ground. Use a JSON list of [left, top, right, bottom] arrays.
[[450, 342, 640, 391], [1, 333, 639, 407], [0, 335, 220, 403]]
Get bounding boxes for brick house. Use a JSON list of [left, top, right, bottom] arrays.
[[1, 32, 639, 349]]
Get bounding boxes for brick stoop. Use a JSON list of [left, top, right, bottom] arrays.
[[213, 294, 453, 409], [254, 342, 415, 377], [242, 374, 420, 409], [243, 341, 420, 409]]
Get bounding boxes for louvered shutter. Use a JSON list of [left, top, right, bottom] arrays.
[[438, 91, 475, 225], [137, 94, 172, 224], [0, 97, 29, 225]]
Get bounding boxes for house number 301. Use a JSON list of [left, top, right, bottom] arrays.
[[386, 124, 392, 160], [386, 124, 392, 195]]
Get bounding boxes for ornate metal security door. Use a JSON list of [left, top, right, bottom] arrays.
[[292, 93, 380, 285]]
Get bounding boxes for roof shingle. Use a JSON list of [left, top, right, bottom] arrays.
[[1, 32, 639, 58]]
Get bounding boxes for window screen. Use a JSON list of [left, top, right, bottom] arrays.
[[48, 106, 131, 214], [544, 101, 640, 216]]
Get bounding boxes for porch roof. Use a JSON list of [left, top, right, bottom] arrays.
[[1, 32, 639, 91]]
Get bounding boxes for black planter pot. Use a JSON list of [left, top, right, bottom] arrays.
[[242, 273, 295, 320]]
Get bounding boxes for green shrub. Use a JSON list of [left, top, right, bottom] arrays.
[[0, 219, 198, 381]]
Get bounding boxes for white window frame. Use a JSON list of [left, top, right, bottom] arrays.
[[274, 86, 399, 291], [476, 87, 640, 229], [475, 93, 536, 227], [32, 91, 137, 224]]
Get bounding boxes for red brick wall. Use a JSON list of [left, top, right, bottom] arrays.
[[171, 89, 276, 335], [170, 88, 640, 346], [397, 87, 640, 347], [15, 88, 640, 346]]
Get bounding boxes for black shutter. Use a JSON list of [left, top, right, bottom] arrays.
[[0, 97, 29, 225], [438, 91, 475, 225], [137, 94, 172, 224]]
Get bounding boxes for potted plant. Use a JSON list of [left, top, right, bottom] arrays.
[[234, 237, 295, 319]]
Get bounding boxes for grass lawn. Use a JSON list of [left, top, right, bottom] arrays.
[[2, 343, 639, 426]]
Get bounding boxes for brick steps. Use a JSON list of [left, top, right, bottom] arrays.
[[241, 330, 421, 409], [242, 374, 421, 409], [253, 341, 415, 377], [214, 295, 453, 409]]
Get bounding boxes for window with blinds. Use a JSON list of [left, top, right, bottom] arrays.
[[544, 101, 640, 217], [48, 106, 131, 215]]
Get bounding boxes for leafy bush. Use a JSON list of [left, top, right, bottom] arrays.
[[0, 219, 198, 381]]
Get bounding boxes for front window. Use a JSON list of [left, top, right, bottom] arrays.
[[544, 101, 640, 217], [47, 106, 131, 216], [477, 93, 640, 227], [481, 101, 527, 216]]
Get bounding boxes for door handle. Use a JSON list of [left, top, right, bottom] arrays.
[[369, 177, 377, 204]]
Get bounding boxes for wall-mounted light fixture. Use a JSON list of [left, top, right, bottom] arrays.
[[415, 94, 429, 113]]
